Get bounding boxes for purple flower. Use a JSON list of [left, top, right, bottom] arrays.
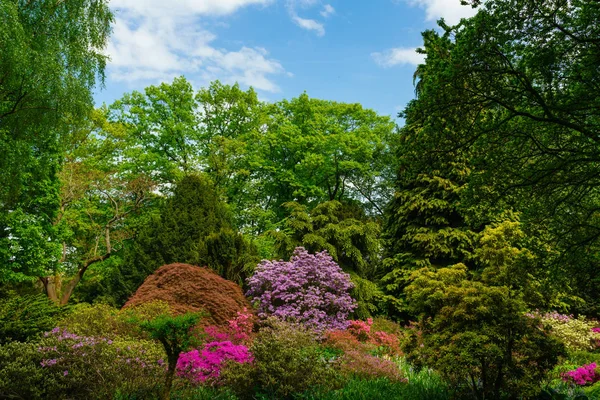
[[63, 370, 68, 376], [40, 359, 58, 367], [246, 247, 356, 331]]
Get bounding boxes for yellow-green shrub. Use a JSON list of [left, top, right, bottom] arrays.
[[533, 312, 600, 352]]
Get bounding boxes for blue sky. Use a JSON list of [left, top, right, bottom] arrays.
[[94, 0, 478, 122]]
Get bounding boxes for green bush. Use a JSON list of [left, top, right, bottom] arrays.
[[58, 301, 174, 340], [58, 302, 124, 338], [404, 264, 565, 399], [0, 292, 66, 344], [222, 319, 340, 399], [0, 330, 165, 399]]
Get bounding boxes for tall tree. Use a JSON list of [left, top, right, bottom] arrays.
[[402, 0, 600, 313], [0, 0, 113, 286], [121, 174, 257, 302], [382, 122, 478, 316], [259, 94, 397, 221]]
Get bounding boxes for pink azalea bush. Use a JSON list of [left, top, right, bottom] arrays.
[[343, 318, 401, 355], [347, 318, 372, 341], [246, 247, 356, 331], [562, 363, 600, 386], [177, 341, 253, 384], [203, 308, 254, 345]]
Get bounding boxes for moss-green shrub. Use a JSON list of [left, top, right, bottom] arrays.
[[58, 302, 124, 338], [405, 264, 565, 399], [0, 293, 66, 344], [58, 301, 174, 340]]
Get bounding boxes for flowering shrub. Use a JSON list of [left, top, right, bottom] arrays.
[[347, 319, 372, 341], [203, 308, 254, 345], [344, 318, 401, 356], [324, 324, 403, 382], [528, 311, 600, 351], [177, 341, 252, 384], [246, 247, 356, 331], [0, 327, 164, 399], [562, 363, 600, 386]]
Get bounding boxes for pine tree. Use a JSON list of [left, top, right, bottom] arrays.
[[381, 123, 477, 316]]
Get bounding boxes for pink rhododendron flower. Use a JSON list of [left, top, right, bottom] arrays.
[[562, 363, 600, 386], [177, 341, 252, 384]]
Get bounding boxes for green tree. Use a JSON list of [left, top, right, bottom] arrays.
[[404, 264, 564, 399], [123, 174, 254, 297], [40, 110, 156, 305], [109, 76, 201, 185], [403, 0, 600, 313], [259, 94, 397, 221], [381, 121, 478, 316], [0, 0, 113, 285]]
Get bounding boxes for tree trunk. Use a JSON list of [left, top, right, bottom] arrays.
[[59, 272, 83, 306], [40, 276, 60, 303], [162, 353, 179, 400]]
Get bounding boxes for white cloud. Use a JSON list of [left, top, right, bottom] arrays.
[[286, 0, 330, 36], [110, 0, 273, 18], [291, 14, 325, 36], [106, 0, 286, 92], [320, 4, 335, 18], [405, 0, 478, 25], [371, 47, 425, 67]]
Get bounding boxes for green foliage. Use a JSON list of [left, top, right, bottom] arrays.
[[0, 332, 164, 399], [0, 293, 66, 344], [299, 359, 450, 400], [124, 174, 245, 296], [381, 122, 477, 316], [260, 94, 397, 221], [404, 264, 565, 399], [0, 0, 113, 284], [402, 0, 600, 314], [222, 319, 340, 399], [133, 311, 202, 400], [203, 229, 259, 286], [57, 302, 124, 338]]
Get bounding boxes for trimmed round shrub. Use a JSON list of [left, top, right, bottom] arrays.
[[246, 247, 356, 331]]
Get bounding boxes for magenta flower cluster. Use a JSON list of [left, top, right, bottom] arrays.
[[176, 341, 253, 384], [562, 363, 600, 386], [204, 308, 254, 345], [246, 247, 356, 331]]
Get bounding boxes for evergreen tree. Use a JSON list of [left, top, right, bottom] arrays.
[[381, 123, 477, 316], [114, 174, 254, 303]]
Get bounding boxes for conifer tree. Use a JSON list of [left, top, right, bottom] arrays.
[[117, 174, 255, 301], [381, 123, 477, 315]]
